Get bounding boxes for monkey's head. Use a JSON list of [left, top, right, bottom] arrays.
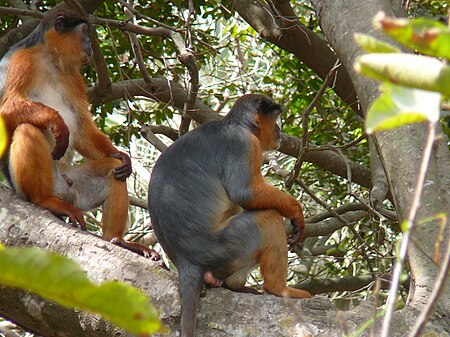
[[41, 9, 93, 67], [227, 94, 282, 151]]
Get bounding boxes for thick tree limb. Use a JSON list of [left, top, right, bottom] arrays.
[[1, 183, 448, 336], [0, 184, 363, 337], [298, 275, 391, 295], [310, 0, 450, 324], [92, 76, 372, 189], [304, 210, 367, 238], [89, 77, 219, 125], [141, 125, 168, 153], [228, 0, 361, 115]]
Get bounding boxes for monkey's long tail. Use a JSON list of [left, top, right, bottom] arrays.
[[178, 266, 204, 337]]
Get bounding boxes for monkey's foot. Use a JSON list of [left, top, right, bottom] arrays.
[[110, 238, 160, 261], [223, 284, 261, 295], [203, 271, 223, 287]]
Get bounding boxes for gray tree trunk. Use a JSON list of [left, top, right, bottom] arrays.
[[311, 0, 450, 327]]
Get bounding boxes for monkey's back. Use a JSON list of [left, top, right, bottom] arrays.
[[148, 119, 259, 269]]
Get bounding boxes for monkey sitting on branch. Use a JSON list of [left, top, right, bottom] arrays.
[[148, 94, 311, 337], [0, 9, 158, 259]]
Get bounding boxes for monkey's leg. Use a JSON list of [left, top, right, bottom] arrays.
[[255, 209, 312, 299], [9, 124, 85, 227], [76, 157, 159, 260], [222, 266, 261, 295]]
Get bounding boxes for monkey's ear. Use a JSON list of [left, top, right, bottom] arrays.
[[54, 15, 65, 32]]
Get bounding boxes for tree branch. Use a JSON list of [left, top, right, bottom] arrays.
[[0, 184, 371, 337], [298, 275, 392, 295], [228, 0, 361, 115]]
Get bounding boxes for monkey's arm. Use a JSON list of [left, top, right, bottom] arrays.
[[0, 50, 69, 160], [73, 115, 132, 180], [242, 136, 304, 242]]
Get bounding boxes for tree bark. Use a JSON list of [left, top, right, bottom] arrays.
[[1, 184, 448, 336], [311, 0, 450, 325], [0, 185, 356, 337]]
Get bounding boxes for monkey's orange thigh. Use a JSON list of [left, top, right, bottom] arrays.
[[9, 124, 53, 199]]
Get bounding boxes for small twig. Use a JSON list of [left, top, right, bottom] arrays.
[[89, 15, 170, 37], [0, 6, 43, 18], [124, 0, 152, 84], [178, 0, 197, 136], [286, 61, 341, 188], [297, 178, 375, 278], [268, 154, 374, 275], [141, 126, 168, 153], [116, 0, 181, 32], [380, 121, 437, 337]]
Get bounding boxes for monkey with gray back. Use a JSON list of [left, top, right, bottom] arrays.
[[148, 94, 311, 337]]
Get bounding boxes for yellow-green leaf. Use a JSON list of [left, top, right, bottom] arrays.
[[354, 53, 450, 96], [365, 83, 441, 133], [354, 33, 400, 53], [0, 247, 165, 336], [400, 220, 409, 233], [374, 12, 450, 60]]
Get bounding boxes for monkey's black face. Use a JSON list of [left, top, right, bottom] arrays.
[[77, 23, 93, 64], [274, 123, 281, 150]]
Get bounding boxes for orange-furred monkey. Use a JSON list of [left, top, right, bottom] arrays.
[[0, 9, 158, 259], [148, 94, 311, 337]]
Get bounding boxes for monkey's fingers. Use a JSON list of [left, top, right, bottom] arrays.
[[288, 232, 301, 245], [288, 218, 303, 244], [110, 152, 132, 180], [111, 239, 160, 260], [112, 164, 131, 180], [51, 124, 70, 160], [68, 211, 86, 231]]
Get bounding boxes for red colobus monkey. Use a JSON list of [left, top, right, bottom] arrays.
[[149, 94, 311, 337], [0, 9, 158, 259]]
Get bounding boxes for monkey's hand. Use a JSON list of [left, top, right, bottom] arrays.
[[110, 151, 132, 180], [286, 199, 304, 244], [51, 118, 70, 160], [288, 218, 304, 244]]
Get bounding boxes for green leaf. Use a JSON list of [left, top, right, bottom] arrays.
[[374, 12, 450, 60], [0, 247, 165, 336], [354, 33, 400, 53], [0, 117, 6, 157], [365, 83, 441, 133], [354, 53, 450, 95], [400, 220, 409, 233]]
